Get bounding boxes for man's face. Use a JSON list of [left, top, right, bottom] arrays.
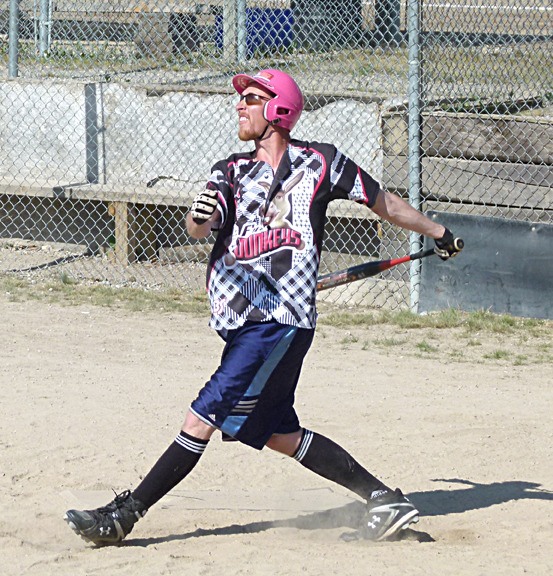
[[236, 84, 273, 141]]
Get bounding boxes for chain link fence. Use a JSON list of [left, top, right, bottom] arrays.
[[1, 1, 552, 308]]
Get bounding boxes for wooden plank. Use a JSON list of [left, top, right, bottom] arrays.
[[1, 180, 381, 265], [19, 1, 196, 13], [326, 199, 379, 220], [0, 182, 62, 199], [383, 155, 553, 209], [422, 158, 553, 209], [108, 201, 136, 264], [382, 154, 409, 193], [3, 182, 181, 265], [60, 182, 200, 205], [0, 180, 383, 219], [106, 202, 158, 265], [383, 111, 553, 165], [423, 113, 553, 164], [425, 201, 553, 225], [135, 12, 199, 58], [0, 180, 200, 207], [421, 3, 551, 36]]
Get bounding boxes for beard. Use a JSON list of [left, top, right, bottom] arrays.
[[238, 124, 258, 141], [238, 120, 271, 142]]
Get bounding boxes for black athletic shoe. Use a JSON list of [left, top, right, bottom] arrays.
[[64, 490, 147, 546], [362, 488, 419, 541]]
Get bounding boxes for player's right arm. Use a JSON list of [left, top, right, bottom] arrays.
[[187, 159, 233, 239], [186, 194, 221, 239], [187, 176, 226, 239]]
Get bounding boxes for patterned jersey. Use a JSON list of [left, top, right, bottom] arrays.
[[204, 139, 380, 332]]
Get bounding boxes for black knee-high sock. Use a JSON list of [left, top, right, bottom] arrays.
[[131, 431, 208, 509], [293, 429, 390, 502]]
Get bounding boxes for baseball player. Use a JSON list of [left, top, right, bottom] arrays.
[[65, 69, 462, 545]]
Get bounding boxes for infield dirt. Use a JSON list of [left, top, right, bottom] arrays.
[[1, 293, 552, 575]]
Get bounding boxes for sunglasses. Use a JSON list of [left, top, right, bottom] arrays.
[[238, 93, 272, 106]]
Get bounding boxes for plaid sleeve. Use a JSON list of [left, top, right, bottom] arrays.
[[329, 148, 381, 208], [206, 159, 233, 226]]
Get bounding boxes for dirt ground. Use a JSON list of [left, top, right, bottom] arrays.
[[1, 290, 552, 576]]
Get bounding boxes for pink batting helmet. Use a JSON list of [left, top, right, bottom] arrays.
[[232, 69, 304, 132]]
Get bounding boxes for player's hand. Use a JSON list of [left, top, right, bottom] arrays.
[[434, 228, 464, 260], [190, 188, 218, 224]]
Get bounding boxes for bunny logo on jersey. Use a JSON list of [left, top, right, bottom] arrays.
[[229, 171, 306, 264]]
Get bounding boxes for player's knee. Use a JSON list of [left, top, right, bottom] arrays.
[[181, 409, 216, 440], [266, 430, 302, 456]]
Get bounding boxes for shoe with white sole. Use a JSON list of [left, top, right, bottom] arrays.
[[362, 488, 419, 541]]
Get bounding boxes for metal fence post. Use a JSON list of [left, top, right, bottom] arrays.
[[38, 0, 51, 57], [8, 0, 20, 78], [223, 0, 247, 63], [407, 0, 423, 313], [236, 0, 247, 63], [223, 0, 237, 62]]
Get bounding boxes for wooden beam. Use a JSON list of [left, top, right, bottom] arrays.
[[382, 111, 553, 165], [383, 155, 553, 209], [108, 201, 136, 265]]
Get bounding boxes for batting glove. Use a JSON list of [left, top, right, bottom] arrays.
[[434, 228, 464, 260], [190, 188, 219, 225]]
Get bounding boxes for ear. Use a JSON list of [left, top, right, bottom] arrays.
[[282, 170, 304, 192]]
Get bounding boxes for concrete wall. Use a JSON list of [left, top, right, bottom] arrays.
[[0, 79, 383, 191], [0, 81, 87, 184]]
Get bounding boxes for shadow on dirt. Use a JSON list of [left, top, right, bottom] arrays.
[[123, 478, 551, 548]]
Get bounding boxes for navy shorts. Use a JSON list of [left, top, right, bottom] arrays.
[[190, 321, 315, 449]]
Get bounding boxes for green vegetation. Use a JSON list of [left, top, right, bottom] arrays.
[[0, 276, 209, 315], [2, 275, 550, 334], [340, 333, 359, 347], [318, 306, 547, 335], [483, 349, 510, 360], [513, 354, 528, 366], [416, 340, 438, 353], [372, 336, 407, 348], [1, 275, 551, 366], [317, 305, 552, 366]]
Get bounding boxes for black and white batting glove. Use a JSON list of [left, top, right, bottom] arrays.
[[190, 188, 219, 225], [434, 228, 464, 260]]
